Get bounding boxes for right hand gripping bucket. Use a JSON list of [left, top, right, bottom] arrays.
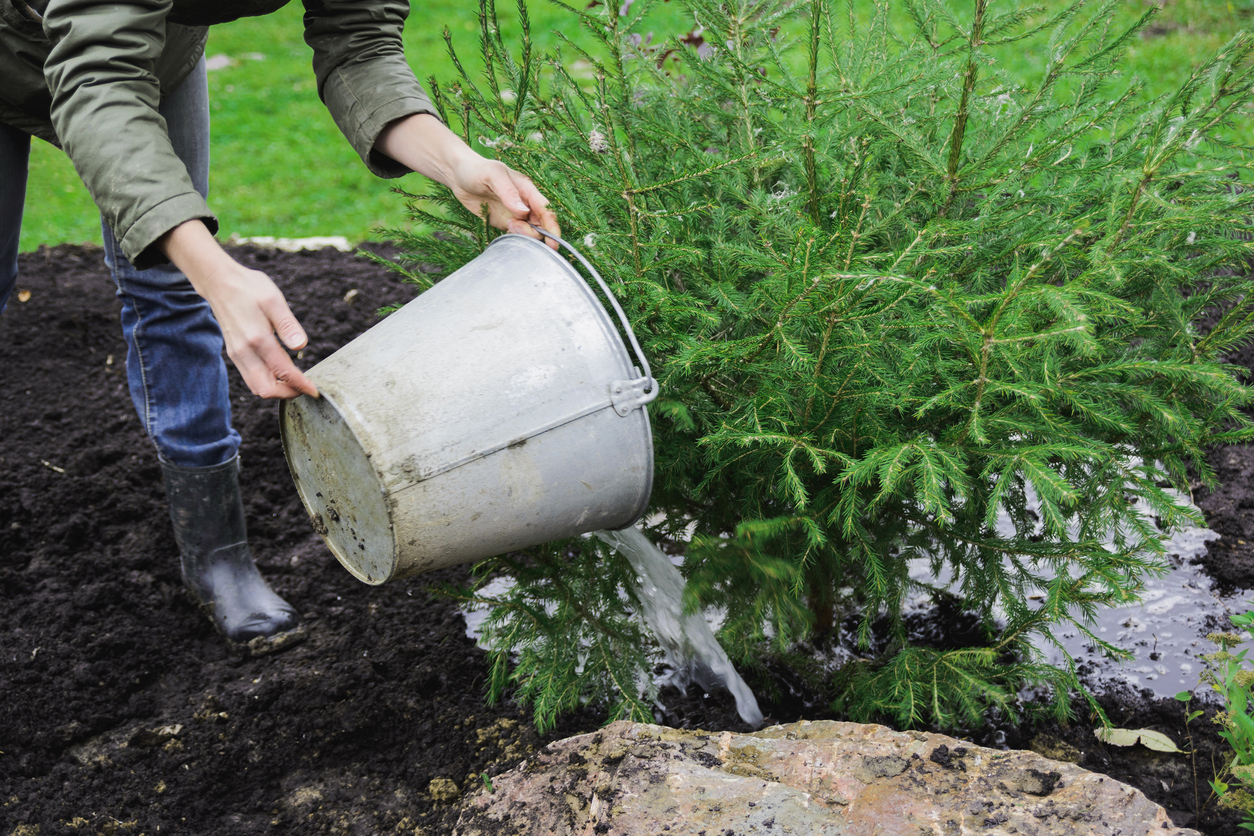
[[279, 232, 657, 584]]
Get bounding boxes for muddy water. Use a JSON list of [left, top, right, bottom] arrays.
[[907, 495, 1251, 700]]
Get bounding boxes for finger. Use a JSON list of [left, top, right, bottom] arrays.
[[512, 217, 558, 250], [484, 168, 530, 220], [276, 364, 319, 399], [512, 175, 560, 249], [507, 218, 542, 239], [231, 350, 303, 400], [511, 174, 548, 216], [228, 328, 318, 399], [260, 340, 320, 399], [507, 219, 555, 251], [257, 291, 317, 396], [533, 204, 561, 251], [503, 204, 551, 246], [260, 379, 304, 400]]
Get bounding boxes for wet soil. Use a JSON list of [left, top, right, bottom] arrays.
[[0, 243, 1248, 835]]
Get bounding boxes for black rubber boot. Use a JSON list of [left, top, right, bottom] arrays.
[[161, 455, 305, 655]]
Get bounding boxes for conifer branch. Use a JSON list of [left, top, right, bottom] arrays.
[[940, 0, 987, 217], [804, 0, 822, 226]]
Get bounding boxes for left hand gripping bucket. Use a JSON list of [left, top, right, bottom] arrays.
[[279, 231, 657, 584]]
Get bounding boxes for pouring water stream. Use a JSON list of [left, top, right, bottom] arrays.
[[594, 527, 764, 726]]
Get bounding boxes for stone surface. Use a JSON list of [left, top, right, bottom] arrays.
[[453, 720, 1199, 836]]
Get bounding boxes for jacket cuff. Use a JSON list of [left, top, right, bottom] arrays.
[[119, 191, 219, 270], [323, 69, 440, 179]]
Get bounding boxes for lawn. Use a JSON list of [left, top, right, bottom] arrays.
[[17, 0, 1254, 252]]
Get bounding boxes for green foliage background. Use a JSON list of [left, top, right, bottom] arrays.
[[18, 0, 1254, 251], [395, 0, 1254, 730]]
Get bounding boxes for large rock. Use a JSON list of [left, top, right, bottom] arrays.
[[454, 720, 1197, 836]]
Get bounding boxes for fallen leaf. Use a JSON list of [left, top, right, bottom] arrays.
[[1095, 727, 1185, 753], [17, 289, 30, 302]]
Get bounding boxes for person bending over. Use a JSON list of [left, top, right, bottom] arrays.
[[0, 0, 560, 653]]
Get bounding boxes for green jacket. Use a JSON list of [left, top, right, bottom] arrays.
[[0, 0, 437, 268]]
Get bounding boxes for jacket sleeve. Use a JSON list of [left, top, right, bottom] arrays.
[[42, 0, 216, 269], [302, 0, 440, 179]]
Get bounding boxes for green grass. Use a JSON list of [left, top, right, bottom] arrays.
[[17, 0, 1254, 252]]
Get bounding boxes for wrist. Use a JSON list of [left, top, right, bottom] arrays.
[[160, 220, 237, 298], [375, 113, 480, 187]]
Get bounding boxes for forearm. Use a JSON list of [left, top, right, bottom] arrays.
[[303, 0, 439, 178], [373, 113, 479, 189]]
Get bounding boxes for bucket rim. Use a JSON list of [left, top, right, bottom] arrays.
[[280, 392, 398, 585]]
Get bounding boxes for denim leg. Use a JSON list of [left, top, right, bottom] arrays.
[[0, 121, 31, 314], [102, 57, 240, 468]]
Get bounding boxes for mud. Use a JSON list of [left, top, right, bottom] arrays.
[[0, 244, 1248, 834]]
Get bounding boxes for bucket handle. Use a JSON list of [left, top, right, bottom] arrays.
[[528, 224, 657, 405]]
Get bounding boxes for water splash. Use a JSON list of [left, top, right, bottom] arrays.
[[594, 526, 764, 727]]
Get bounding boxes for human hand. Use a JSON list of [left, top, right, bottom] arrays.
[[161, 221, 318, 400], [448, 157, 561, 250], [196, 263, 319, 400], [374, 113, 561, 249]]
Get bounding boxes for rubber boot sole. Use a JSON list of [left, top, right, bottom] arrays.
[[231, 622, 309, 657], [192, 597, 310, 657]]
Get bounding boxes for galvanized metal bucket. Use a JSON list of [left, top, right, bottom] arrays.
[[279, 230, 657, 584]]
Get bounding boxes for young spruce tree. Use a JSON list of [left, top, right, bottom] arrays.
[[382, 0, 1254, 731]]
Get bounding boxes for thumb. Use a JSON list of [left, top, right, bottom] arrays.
[[487, 170, 530, 218], [263, 296, 308, 350]]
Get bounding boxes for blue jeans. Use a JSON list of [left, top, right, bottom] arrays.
[[0, 58, 240, 468]]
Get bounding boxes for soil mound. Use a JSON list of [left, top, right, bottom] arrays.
[[0, 244, 602, 835], [0, 244, 1246, 834]]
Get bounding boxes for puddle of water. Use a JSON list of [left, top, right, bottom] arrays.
[[462, 496, 1252, 714], [905, 497, 1253, 701]]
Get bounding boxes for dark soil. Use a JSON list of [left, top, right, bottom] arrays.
[[0, 243, 1249, 835]]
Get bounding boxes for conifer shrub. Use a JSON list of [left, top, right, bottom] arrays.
[[386, 0, 1254, 730]]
